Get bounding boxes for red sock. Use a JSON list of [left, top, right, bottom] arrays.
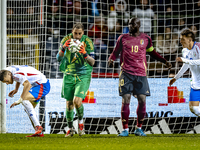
[[121, 103, 130, 129], [136, 102, 146, 128]]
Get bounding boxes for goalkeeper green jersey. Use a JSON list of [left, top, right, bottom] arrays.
[[57, 33, 94, 76]]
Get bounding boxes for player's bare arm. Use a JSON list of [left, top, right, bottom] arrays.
[[176, 57, 183, 63], [169, 78, 176, 86], [108, 59, 114, 68], [165, 61, 172, 69], [10, 80, 32, 108], [21, 80, 32, 100], [8, 82, 20, 97], [85, 55, 95, 66]]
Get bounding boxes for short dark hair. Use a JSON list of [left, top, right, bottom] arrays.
[[0, 70, 9, 81], [73, 22, 84, 30], [180, 28, 195, 41]]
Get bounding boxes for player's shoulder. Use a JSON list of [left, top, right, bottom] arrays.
[[194, 42, 200, 49], [82, 35, 93, 43], [140, 33, 152, 40], [117, 33, 128, 40], [60, 33, 73, 44], [182, 48, 189, 57]]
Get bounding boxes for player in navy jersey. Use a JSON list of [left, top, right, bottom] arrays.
[[108, 18, 172, 136]]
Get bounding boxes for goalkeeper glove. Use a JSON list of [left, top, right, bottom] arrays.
[[61, 39, 71, 53], [79, 45, 88, 59]]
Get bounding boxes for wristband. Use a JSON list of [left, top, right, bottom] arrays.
[[15, 97, 23, 104], [61, 47, 65, 53], [83, 53, 88, 59]]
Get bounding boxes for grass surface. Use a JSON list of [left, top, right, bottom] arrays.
[[0, 134, 200, 150]]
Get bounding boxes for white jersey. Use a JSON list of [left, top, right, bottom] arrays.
[[6, 65, 47, 86], [174, 42, 200, 89]]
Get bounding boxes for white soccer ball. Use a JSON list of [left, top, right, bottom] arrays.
[[68, 39, 81, 53]]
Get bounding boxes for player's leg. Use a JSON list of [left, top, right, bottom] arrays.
[[133, 76, 150, 136], [22, 92, 43, 137], [26, 80, 50, 137], [65, 100, 75, 137], [134, 94, 147, 136], [118, 71, 133, 137], [189, 88, 200, 116], [62, 74, 75, 137], [73, 75, 91, 136], [118, 94, 131, 137], [73, 96, 85, 136]]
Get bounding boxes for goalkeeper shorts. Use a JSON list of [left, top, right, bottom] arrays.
[[61, 74, 91, 101]]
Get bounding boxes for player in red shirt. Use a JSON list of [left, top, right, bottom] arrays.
[[108, 18, 172, 136]]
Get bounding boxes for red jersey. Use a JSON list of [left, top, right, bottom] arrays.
[[109, 33, 154, 76]]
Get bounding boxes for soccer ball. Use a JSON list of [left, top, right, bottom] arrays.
[[68, 39, 81, 53]]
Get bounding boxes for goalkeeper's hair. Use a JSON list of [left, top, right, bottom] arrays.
[[180, 28, 195, 41], [0, 70, 9, 81], [73, 22, 84, 30]]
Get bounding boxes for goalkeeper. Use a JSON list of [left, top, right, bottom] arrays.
[[57, 23, 95, 137]]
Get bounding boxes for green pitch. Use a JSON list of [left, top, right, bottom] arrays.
[[1, 134, 200, 150]]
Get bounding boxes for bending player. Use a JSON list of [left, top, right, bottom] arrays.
[[108, 18, 172, 136], [57, 23, 95, 137], [0, 65, 50, 137], [169, 29, 200, 117]]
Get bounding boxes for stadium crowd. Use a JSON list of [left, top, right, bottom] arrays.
[[6, 0, 200, 78]]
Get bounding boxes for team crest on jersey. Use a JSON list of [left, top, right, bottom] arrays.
[[194, 53, 196, 57], [140, 39, 144, 45]]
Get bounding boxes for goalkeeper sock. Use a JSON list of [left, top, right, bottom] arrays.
[[121, 103, 130, 129], [136, 101, 146, 128], [22, 100, 40, 127], [66, 109, 74, 128], [76, 104, 84, 121]]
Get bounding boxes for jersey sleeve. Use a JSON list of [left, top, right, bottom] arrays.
[[109, 34, 123, 60], [145, 35, 154, 52], [13, 73, 27, 85], [85, 37, 95, 58], [181, 48, 200, 65]]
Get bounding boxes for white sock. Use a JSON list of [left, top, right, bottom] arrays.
[[190, 106, 200, 116], [22, 100, 40, 127], [79, 119, 83, 124], [124, 128, 129, 132]]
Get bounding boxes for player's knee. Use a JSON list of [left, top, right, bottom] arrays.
[[190, 106, 200, 116], [122, 94, 131, 104], [190, 106, 195, 113], [66, 101, 74, 109], [73, 97, 82, 107]]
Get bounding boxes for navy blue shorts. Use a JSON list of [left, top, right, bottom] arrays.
[[119, 71, 150, 96], [29, 80, 50, 103]]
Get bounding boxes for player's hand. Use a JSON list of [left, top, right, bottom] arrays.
[[63, 39, 71, 48], [10, 102, 19, 108], [176, 57, 183, 63], [165, 61, 172, 70], [169, 78, 176, 86], [8, 90, 18, 97], [108, 59, 114, 68], [79, 45, 86, 54]]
